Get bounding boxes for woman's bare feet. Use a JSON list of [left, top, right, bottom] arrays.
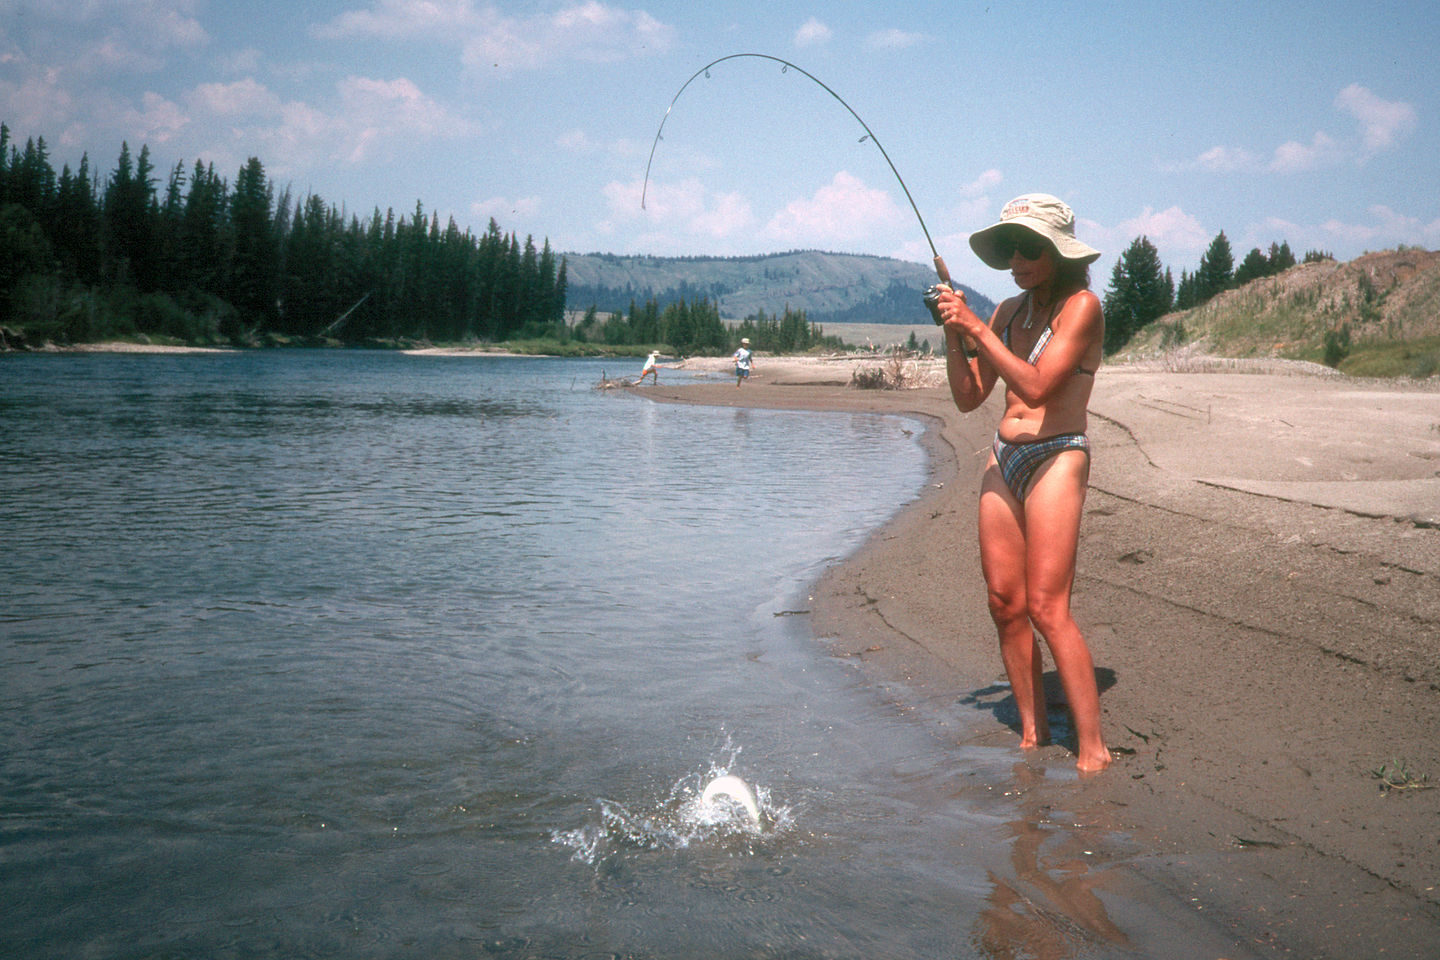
[[1019, 723, 1051, 751], [1075, 747, 1112, 774]]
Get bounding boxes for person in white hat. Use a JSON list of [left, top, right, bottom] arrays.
[[731, 337, 753, 387], [931, 193, 1111, 773], [636, 349, 661, 385]]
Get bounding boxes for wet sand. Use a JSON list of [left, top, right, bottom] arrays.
[[639, 357, 1440, 959]]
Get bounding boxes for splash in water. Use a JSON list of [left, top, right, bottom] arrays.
[[700, 774, 763, 826], [553, 751, 790, 866]]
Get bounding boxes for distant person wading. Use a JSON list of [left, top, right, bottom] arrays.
[[932, 194, 1111, 773], [732, 338, 754, 387], [637, 350, 660, 385]]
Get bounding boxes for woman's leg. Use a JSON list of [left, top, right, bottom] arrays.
[[978, 465, 1049, 749], [1022, 449, 1109, 771]]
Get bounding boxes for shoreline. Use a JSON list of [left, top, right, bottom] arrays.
[[29, 341, 241, 354], [638, 358, 1440, 958]]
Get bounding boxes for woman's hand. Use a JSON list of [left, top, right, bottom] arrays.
[[936, 286, 987, 341]]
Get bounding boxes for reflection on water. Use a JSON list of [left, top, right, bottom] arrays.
[[976, 763, 1130, 960]]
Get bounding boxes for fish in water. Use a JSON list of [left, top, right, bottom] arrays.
[[701, 774, 762, 826]]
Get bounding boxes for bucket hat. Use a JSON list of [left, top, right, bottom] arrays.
[[969, 194, 1101, 269]]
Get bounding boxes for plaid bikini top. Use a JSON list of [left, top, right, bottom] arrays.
[[1000, 292, 1097, 377]]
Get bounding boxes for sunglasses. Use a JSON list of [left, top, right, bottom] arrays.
[[993, 232, 1049, 261]]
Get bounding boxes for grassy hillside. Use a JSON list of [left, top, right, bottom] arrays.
[[823, 321, 945, 351], [563, 249, 995, 326], [1116, 248, 1440, 378]]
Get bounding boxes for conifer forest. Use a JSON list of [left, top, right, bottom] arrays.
[[0, 125, 570, 347]]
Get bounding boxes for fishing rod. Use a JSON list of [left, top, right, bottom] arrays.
[[641, 53, 954, 290]]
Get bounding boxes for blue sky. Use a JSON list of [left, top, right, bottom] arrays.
[[1, 0, 1434, 300]]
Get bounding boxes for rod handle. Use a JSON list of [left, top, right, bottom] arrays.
[[933, 255, 951, 285]]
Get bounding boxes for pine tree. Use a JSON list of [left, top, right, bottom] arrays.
[[180, 160, 227, 298], [1270, 241, 1296, 272], [553, 258, 568, 329], [1234, 247, 1270, 286], [11, 136, 56, 216], [0, 123, 10, 205], [104, 141, 161, 289], [1102, 236, 1171, 353], [1174, 268, 1196, 310], [1195, 230, 1234, 303], [53, 154, 102, 283], [228, 157, 278, 327]]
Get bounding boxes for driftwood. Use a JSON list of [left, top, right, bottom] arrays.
[[595, 370, 638, 390]]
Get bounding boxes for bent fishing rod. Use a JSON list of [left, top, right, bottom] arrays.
[[641, 53, 955, 291]]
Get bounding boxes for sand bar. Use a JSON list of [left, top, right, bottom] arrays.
[[638, 355, 1440, 958]]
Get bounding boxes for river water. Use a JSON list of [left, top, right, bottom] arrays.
[[1, 351, 1148, 959]]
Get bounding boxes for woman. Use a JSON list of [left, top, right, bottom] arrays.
[[933, 193, 1110, 772]]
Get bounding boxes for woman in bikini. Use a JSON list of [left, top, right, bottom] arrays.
[[932, 193, 1110, 772]]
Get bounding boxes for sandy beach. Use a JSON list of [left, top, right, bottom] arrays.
[[639, 355, 1440, 958]]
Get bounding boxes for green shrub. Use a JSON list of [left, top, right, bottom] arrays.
[[1322, 324, 1351, 367]]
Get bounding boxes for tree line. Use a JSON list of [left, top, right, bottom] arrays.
[[572, 297, 844, 355], [1102, 229, 1333, 353], [0, 124, 568, 346]]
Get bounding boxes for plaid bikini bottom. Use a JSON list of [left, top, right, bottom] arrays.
[[992, 432, 1090, 501]]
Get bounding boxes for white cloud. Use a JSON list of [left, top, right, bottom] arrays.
[[691, 191, 755, 238], [339, 76, 449, 128], [0, 73, 78, 133], [18, 0, 209, 77], [469, 3, 674, 73], [337, 76, 468, 161], [0, 0, 213, 146], [608, 176, 705, 222], [1171, 84, 1418, 176], [315, 0, 477, 38], [558, 129, 597, 152], [866, 29, 921, 50], [89, 35, 167, 74], [191, 78, 281, 116], [604, 176, 756, 244], [316, 1, 675, 75], [1111, 205, 1211, 258], [1223, 207, 1438, 262], [177, 74, 472, 173], [794, 17, 832, 48], [1268, 131, 1342, 173], [960, 168, 1003, 197], [1190, 145, 1262, 174], [217, 47, 265, 76], [144, 3, 209, 49], [126, 91, 188, 144], [1334, 83, 1417, 158], [762, 171, 906, 247], [888, 170, 1005, 268], [1318, 204, 1438, 249]]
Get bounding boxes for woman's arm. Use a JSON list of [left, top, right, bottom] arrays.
[[954, 290, 1102, 407], [938, 288, 1002, 412]]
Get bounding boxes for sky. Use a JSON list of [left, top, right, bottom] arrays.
[[1, 0, 1436, 301]]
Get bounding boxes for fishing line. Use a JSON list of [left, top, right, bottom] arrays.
[[641, 53, 952, 284]]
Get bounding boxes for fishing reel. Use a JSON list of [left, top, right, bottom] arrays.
[[922, 283, 950, 326], [924, 282, 977, 357]]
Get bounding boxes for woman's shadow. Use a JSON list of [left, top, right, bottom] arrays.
[[958, 666, 1118, 748]]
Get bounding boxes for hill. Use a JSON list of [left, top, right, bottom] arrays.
[[1118, 248, 1440, 378], [562, 250, 996, 326]]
